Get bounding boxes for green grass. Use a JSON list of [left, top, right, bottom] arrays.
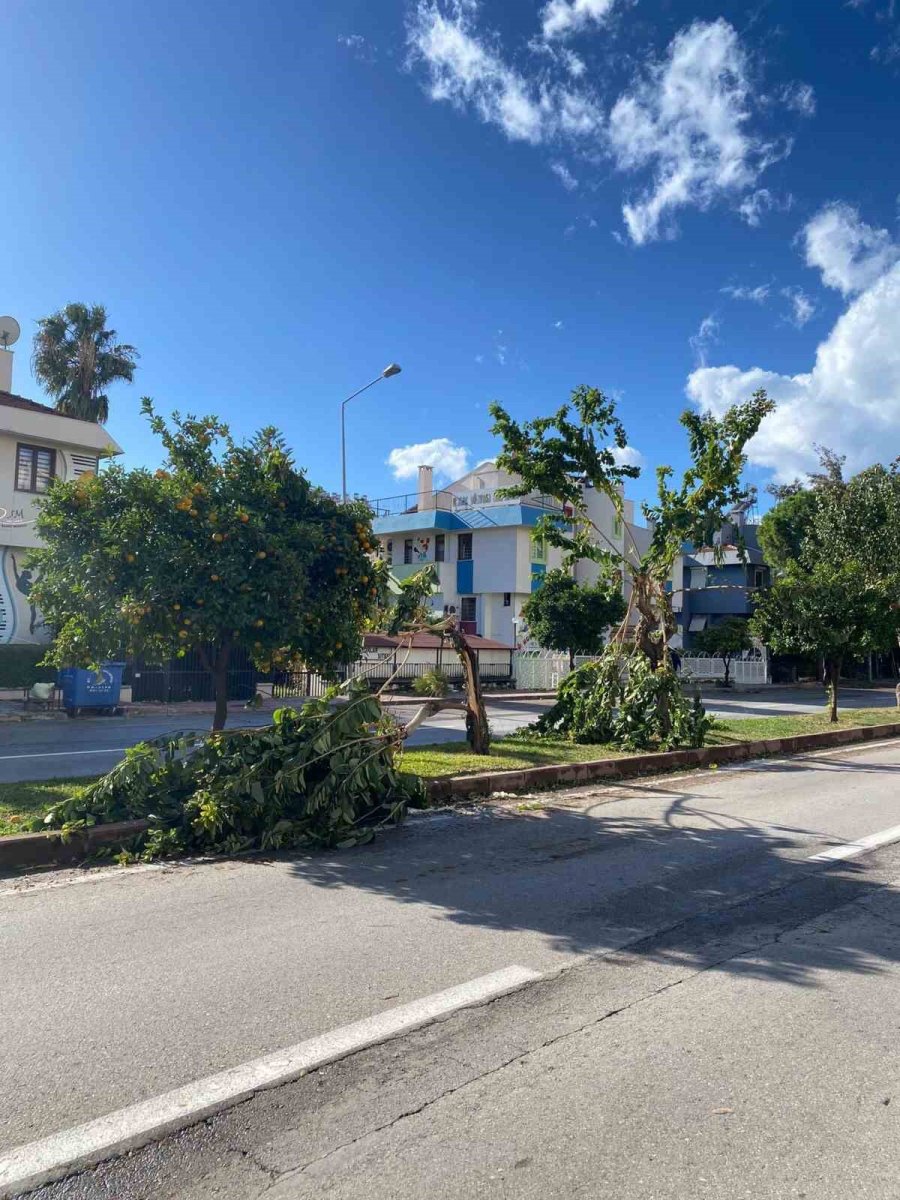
[[0, 778, 91, 837], [401, 706, 899, 779], [0, 706, 897, 835], [399, 739, 630, 779], [709, 708, 898, 744]]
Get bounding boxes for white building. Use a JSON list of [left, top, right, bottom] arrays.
[[0, 340, 122, 644], [371, 461, 647, 647]]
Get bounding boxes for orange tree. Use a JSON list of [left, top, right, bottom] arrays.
[[29, 400, 385, 729]]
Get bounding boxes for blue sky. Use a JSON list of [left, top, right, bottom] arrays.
[[2, 0, 899, 513]]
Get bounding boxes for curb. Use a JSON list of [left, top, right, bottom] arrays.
[[0, 820, 149, 872], [4, 722, 899, 873], [423, 721, 900, 803]]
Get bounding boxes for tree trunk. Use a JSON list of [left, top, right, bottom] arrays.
[[723, 654, 731, 688], [445, 625, 490, 755], [569, 648, 575, 671], [826, 657, 841, 723], [631, 572, 676, 671], [211, 644, 231, 732]]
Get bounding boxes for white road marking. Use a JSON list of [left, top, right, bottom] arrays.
[[0, 965, 542, 1198], [806, 823, 900, 863], [0, 747, 127, 762]]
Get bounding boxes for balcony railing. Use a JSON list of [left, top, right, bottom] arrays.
[[370, 489, 565, 519]]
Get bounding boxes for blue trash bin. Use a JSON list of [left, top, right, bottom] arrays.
[[58, 662, 125, 715]]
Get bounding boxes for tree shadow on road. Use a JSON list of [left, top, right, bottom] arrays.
[[286, 784, 900, 990]]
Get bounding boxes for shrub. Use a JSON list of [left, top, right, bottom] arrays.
[[41, 691, 426, 856], [532, 647, 713, 750], [0, 646, 57, 690], [412, 669, 450, 698]]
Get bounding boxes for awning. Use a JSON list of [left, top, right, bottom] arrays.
[[689, 616, 708, 632]]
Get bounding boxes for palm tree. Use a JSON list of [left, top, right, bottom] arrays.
[[31, 303, 138, 424]]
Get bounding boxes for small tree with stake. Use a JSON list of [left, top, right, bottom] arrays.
[[691, 617, 753, 688], [521, 569, 626, 669], [30, 400, 385, 730]]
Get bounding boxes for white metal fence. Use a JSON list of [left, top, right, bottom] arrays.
[[679, 650, 769, 685], [513, 648, 769, 690]]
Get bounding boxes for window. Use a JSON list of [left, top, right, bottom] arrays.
[[404, 538, 414, 565], [531, 533, 546, 563], [385, 539, 393, 566], [435, 534, 445, 562], [613, 514, 623, 538], [689, 566, 707, 590], [16, 444, 56, 494], [753, 567, 766, 590], [460, 596, 476, 623], [458, 532, 473, 561], [503, 592, 511, 607]]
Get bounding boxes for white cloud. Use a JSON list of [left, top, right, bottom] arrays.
[[607, 21, 792, 245], [553, 319, 564, 328], [408, 9, 807, 245], [406, 1, 545, 143], [781, 286, 816, 328], [609, 444, 645, 467], [337, 33, 377, 62], [387, 437, 471, 483], [541, 0, 620, 41], [550, 160, 579, 190], [406, 1, 602, 144], [687, 260, 900, 482], [721, 282, 770, 303], [801, 202, 900, 296], [474, 353, 484, 363], [779, 81, 816, 115], [689, 313, 720, 367]]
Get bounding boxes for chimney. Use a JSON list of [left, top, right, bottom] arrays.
[[417, 464, 434, 511], [0, 348, 12, 393]]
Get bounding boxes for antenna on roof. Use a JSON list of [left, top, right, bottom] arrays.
[[0, 317, 20, 350]]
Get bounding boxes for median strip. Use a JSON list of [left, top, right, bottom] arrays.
[[0, 964, 541, 1198]]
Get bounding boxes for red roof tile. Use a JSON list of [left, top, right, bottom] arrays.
[[0, 389, 81, 420]]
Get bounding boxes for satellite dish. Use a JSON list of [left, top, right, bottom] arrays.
[[0, 317, 20, 351]]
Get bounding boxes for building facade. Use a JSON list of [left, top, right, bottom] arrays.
[[371, 461, 645, 647], [0, 345, 123, 644], [671, 508, 770, 649]]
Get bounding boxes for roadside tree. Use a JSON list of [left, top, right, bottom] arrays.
[[521, 568, 626, 668], [489, 385, 774, 745], [30, 400, 384, 730], [691, 617, 753, 688], [750, 564, 895, 721]]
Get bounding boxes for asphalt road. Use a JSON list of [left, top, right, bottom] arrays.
[[3, 739, 900, 1197], [0, 685, 895, 782]]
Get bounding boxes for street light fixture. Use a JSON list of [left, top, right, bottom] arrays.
[[341, 364, 402, 504]]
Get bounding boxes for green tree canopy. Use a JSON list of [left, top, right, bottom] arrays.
[[521, 569, 626, 668], [30, 400, 385, 729], [31, 302, 138, 424], [758, 489, 820, 575], [691, 617, 753, 687], [750, 564, 895, 721]]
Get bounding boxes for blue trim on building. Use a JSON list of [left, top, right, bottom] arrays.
[[372, 503, 556, 537], [456, 559, 474, 594]]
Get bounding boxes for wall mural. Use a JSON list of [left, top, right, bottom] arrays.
[[0, 549, 47, 645]]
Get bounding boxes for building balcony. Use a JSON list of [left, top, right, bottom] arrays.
[[685, 586, 752, 616], [390, 561, 443, 585]]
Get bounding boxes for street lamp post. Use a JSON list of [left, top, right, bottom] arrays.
[[341, 363, 402, 504]]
